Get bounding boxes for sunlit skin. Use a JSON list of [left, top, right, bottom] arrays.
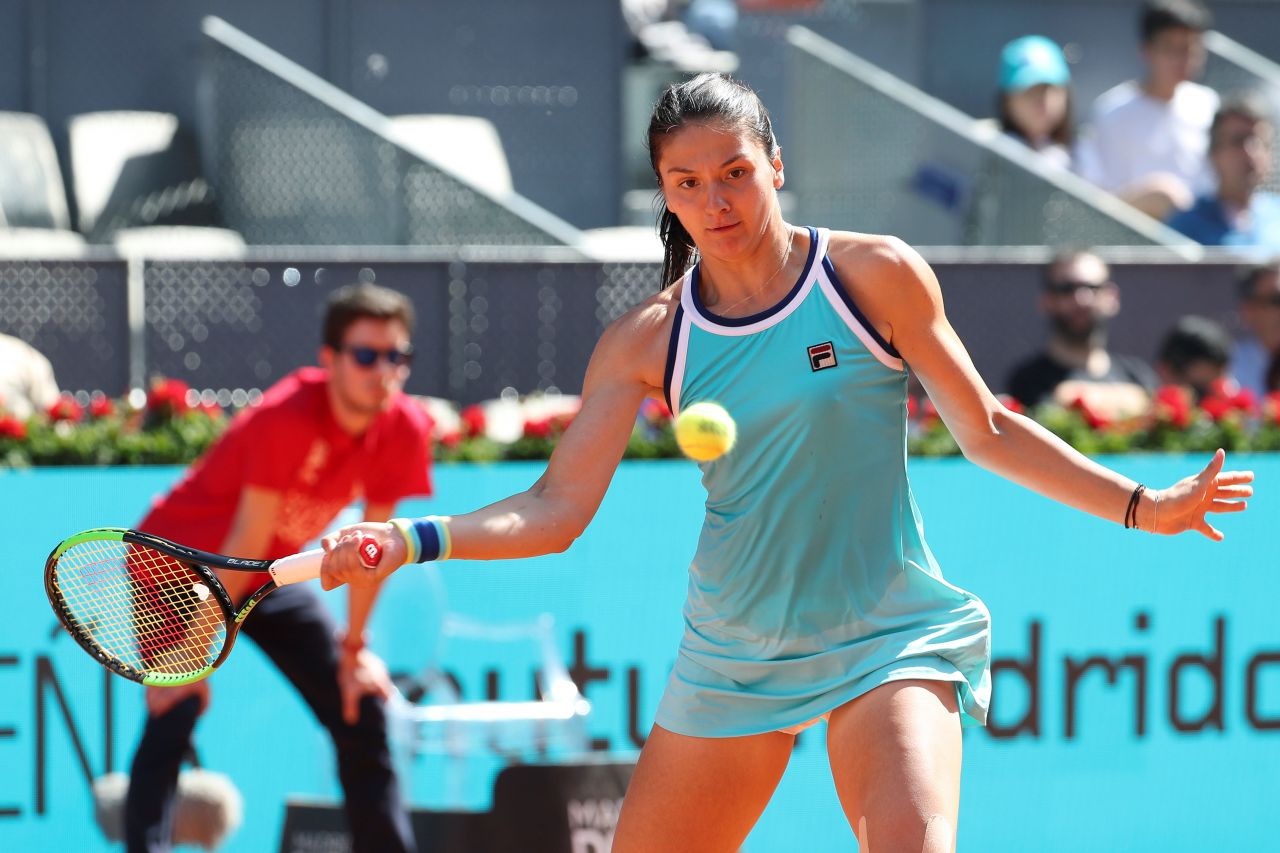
[[319, 317, 412, 435], [1004, 83, 1069, 147], [1211, 114, 1273, 209], [1142, 25, 1205, 101]]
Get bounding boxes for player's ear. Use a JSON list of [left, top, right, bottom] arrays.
[[772, 147, 785, 189]]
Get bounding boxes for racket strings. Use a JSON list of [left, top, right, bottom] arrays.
[[51, 539, 228, 676]]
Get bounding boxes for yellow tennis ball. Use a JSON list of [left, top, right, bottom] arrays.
[[675, 402, 737, 462]]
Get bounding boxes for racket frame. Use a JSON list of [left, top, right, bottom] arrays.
[[45, 527, 287, 686]]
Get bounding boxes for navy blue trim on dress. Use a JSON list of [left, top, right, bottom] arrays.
[[821, 256, 902, 359], [663, 301, 685, 412], [689, 226, 820, 328]]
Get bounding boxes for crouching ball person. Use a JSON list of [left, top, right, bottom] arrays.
[[320, 75, 1253, 852]]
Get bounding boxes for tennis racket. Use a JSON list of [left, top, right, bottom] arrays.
[[44, 527, 381, 686]]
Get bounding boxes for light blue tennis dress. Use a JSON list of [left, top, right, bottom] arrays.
[[656, 227, 992, 738]]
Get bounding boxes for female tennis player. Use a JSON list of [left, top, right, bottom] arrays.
[[320, 74, 1254, 851]]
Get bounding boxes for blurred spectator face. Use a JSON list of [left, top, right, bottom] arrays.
[[1142, 26, 1205, 88], [1041, 253, 1119, 343], [322, 317, 412, 415], [1005, 83, 1069, 144], [1241, 268, 1280, 351], [1211, 113, 1273, 200]]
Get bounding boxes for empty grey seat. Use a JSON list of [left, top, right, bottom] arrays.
[[67, 110, 218, 241], [0, 112, 73, 230]]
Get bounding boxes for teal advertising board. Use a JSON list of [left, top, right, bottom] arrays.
[[1, 456, 1275, 851]]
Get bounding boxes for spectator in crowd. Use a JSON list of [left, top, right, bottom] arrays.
[[1007, 250, 1158, 417], [996, 35, 1075, 170], [1155, 314, 1234, 400], [1230, 262, 1280, 396], [1074, 0, 1217, 220], [1167, 95, 1280, 250], [0, 332, 60, 419]]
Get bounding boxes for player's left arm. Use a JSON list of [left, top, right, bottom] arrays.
[[831, 233, 1253, 539]]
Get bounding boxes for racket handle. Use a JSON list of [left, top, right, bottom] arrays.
[[269, 548, 324, 586], [357, 536, 382, 569]]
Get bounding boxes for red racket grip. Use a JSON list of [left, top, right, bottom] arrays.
[[357, 536, 383, 569]]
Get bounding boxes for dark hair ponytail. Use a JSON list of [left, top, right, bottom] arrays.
[[647, 73, 778, 289]]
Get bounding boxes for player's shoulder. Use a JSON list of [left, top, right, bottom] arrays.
[[826, 230, 927, 281], [602, 282, 681, 353]]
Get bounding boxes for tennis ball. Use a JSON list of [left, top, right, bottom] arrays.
[[675, 402, 737, 462]]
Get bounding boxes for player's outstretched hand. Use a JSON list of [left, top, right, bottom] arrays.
[[320, 523, 407, 590], [1151, 449, 1254, 541]]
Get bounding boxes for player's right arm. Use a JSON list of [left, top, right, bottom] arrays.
[[320, 295, 674, 589]]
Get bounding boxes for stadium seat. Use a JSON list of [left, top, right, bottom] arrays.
[[67, 110, 219, 241], [386, 114, 515, 198], [0, 111, 74, 231]]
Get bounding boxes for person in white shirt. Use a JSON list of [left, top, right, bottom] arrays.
[[1074, 0, 1217, 220], [0, 332, 60, 419]]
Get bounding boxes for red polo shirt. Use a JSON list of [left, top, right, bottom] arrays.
[[140, 367, 433, 557]]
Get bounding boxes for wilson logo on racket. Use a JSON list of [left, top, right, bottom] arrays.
[[808, 341, 837, 372], [360, 540, 381, 566]]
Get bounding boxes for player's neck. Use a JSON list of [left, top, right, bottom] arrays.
[[698, 222, 803, 317]]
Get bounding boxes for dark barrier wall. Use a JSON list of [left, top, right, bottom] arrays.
[[0, 256, 1247, 405], [0, 0, 624, 230]]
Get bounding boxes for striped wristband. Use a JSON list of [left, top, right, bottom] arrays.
[[390, 516, 452, 563]]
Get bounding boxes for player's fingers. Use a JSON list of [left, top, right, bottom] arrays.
[[1194, 517, 1225, 541], [1197, 449, 1226, 484], [1217, 470, 1255, 485], [1209, 499, 1247, 513], [1215, 484, 1253, 499]]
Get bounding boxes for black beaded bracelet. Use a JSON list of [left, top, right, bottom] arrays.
[[1124, 484, 1146, 530]]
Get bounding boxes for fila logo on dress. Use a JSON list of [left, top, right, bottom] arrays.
[[807, 341, 837, 372]]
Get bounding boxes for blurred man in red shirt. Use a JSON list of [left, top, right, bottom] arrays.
[[125, 283, 432, 853]]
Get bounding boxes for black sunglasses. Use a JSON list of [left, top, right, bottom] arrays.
[[337, 345, 414, 367], [1046, 279, 1108, 296]]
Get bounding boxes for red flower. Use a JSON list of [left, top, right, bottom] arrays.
[[523, 418, 552, 440], [997, 394, 1024, 416], [1230, 387, 1258, 416], [906, 395, 919, 420], [1266, 391, 1280, 425], [47, 395, 84, 423], [460, 405, 486, 439], [0, 415, 26, 440], [1154, 385, 1192, 429], [1200, 395, 1233, 422], [641, 398, 673, 424], [549, 412, 575, 434], [89, 395, 115, 419], [1070, 395, 1110, 430], [147, 378, 192, 416], [439, 430, 461, 449]]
